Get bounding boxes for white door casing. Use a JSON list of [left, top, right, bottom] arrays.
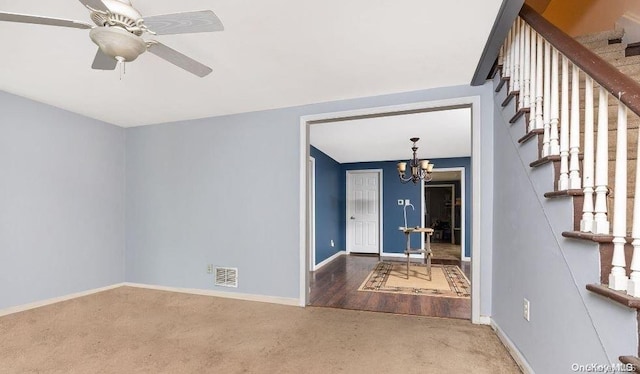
[[346, 170, 381, 254], [308, 157, 316, 269], [421, 167, 467, 261]]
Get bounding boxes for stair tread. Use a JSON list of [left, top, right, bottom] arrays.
[[544, 189, 583, 198], [618, 356, 640, 372], [562, 231, 614, 242], [586, 283, 640, 309]]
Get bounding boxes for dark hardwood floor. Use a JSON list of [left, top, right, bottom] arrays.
[[309, 254, 471, 319]]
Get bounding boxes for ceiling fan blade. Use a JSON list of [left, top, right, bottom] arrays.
[[78, 0, 109, 12], [147, 42, 212, 77], [0, 12, 93, 29], [144, 10, 224, 35], [91, 49, 117, 70]]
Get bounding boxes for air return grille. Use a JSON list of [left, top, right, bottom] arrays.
[[215, 267, 238, 288]]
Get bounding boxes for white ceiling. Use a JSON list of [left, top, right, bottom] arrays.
[[310, 107, 471, 163], [0, 0, 502, 127]]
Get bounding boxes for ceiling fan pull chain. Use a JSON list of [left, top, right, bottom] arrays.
[[116, 56, 125, 80]]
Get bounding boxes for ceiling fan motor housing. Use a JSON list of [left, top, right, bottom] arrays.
[[101, 0, 142, 22], [90, 27, 146, 62]]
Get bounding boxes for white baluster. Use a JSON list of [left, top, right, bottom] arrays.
[[593, 87, 610, 234], [549, 48, 560, 156], [628, 117, 640, 296], [506, 26, 513, 90], [543, 40, 552, 156], [609, 102, 628, 291], [528, 27, 536, 132], [569, 65, 581, 189], [523, 23, 531, 110], [581, 76, 595, 232], [558, 56, 570, 190], [535, 33, 544, 130], [498, 44, 504, 68], [513, 19, 521, 95], [518, 19, 525, 109]]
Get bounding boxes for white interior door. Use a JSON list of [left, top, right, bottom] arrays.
[[346, 170, 381, 254]]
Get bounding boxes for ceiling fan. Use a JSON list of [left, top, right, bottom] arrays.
[[0, 0, 224, 77]]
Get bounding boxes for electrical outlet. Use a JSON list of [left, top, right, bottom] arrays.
[[330, 240, 335, 247], [523, 298, 530, 321], [207, 264, 213, 274], [398, 199, 403, 206]]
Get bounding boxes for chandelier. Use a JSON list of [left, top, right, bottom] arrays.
[[397, 137, 434, 184]]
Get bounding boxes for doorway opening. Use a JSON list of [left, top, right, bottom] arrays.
[[299, 96, 482, 323], [422, 168, 469, 279]]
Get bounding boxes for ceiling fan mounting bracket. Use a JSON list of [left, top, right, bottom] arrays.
[[89, 0, 147, 36]]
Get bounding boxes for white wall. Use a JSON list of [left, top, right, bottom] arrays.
[[0, 91, 125, 310]]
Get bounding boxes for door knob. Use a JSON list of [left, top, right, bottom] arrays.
[[350, 216, 355, 220]]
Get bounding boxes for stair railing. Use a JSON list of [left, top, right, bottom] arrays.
[[498, 4, 640, 296]]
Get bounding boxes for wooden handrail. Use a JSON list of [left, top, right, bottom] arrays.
[[520, 3, 640, 117]]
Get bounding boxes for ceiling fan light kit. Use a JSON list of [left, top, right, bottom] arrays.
[[0, 0, 224, 77], [89, 27, 146, 62]]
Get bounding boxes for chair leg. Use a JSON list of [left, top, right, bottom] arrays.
[[406, 253, 410, 279], [426, 234, 432, 281]]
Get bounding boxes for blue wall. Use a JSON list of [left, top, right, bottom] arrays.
[[310, 146, 344, 264], [310, 148, 473, 263], [341, 157, 471, 257]]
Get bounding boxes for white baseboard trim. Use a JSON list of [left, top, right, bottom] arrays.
[[491, 319, 535, 374], [123, 282, 300, 307], [477, 315, 491, 325], [0, 283, 125, 317], [313, 251, 346, 271], [380, 251, 418, 259]]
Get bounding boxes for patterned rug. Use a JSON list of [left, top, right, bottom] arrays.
[[358, 262, 471, 298]]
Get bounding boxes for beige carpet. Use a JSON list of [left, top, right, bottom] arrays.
[[359, 262, 471, 297], [0, 287, 520, 373]]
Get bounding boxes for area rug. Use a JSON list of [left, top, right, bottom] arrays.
[[358, 262, 470, 298]]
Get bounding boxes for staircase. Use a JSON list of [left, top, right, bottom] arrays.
[[572, 30, 640, 299], [493, 5, 640, 372]]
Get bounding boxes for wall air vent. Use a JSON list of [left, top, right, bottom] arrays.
[[215, 267, 238, 288]]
